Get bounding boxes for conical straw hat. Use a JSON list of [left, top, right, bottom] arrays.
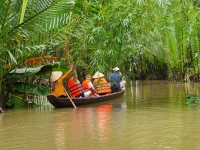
[[92, 71, 104, 78], [50, 71, 63, 82]]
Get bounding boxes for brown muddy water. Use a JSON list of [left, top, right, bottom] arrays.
[[0, 80, 200, 150]]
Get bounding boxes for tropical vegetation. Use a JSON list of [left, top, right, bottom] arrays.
[[0, 0, 199, 110]]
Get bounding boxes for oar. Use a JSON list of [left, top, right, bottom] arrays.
[[63, 87, 77, 108]]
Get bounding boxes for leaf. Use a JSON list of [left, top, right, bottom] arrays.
[[20, 0, 28, 23], [12, 82, 50, 95], [186, 96, 194, 105], [6, 100, 15, 107], [196, 96, 200, 102], [4, 66, 42, 82], [35, 65, 53, 75], [7, 50, 17, 64]]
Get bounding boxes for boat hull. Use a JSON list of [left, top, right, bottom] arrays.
[[47, 90, 125, 108]]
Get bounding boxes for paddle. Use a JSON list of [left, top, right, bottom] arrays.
[[63, 87, 77, 108]]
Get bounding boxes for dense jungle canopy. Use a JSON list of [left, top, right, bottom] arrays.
[[0, 0, 200, 109]]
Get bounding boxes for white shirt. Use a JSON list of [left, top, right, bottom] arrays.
[[88, 81, 95, 90]]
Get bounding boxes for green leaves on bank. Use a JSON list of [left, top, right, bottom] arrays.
[[0, 0, 75, 93], [11, 82, 50, 96], [186, 96, 200, 106]]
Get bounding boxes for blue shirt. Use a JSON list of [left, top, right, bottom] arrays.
[[109, 72, 122, 90]]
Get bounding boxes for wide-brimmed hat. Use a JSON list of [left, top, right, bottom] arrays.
[[112, 67, 120, 71], [92, 71, 104, 78], [50, 71, 63, 82]]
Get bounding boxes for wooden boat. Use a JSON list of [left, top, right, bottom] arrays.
[[47, 90, 125, 108]]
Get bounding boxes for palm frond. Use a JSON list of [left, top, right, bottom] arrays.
[[0, 0, 23, 36], [0, 0, 75, 78]]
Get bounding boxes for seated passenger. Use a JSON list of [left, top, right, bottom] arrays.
[[92, 71, 111, 95], [68, 72, 91, 98], [82, 74, 99, 97]]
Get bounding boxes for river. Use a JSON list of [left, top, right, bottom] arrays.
[[0, 80, 200, 150]]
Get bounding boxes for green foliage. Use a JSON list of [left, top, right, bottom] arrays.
[[0, 0, 75, 93], [7, 94, 27, 108], [13, 0, 196, 81], [4, 67, 42, 83], [64, 0, 199, 80], [35, 65, 53, 76], [3, 65, 55, 83], [1, 0, 200, 98], [186, 95, 200, 106], [11, 82, 50, 95], [6, 100, 15, 107]]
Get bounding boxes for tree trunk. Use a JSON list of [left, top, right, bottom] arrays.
[[0, 84, 6, 113]]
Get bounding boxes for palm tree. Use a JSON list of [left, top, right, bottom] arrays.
[[0, 0, 75, 109]]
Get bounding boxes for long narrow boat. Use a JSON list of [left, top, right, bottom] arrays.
[[47, 90, 125, 108]]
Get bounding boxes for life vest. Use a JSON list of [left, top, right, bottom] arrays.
[[82, 80, 96, 96], [68, 77, 83, 98], [82, 80, 90, 92], [93, 78, 111, 94]]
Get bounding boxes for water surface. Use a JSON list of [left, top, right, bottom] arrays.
[[1, 80, 200, 150]]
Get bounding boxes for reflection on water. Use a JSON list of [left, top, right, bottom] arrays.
[[0, 80, 200, 150], [126, 80, 199, 108]]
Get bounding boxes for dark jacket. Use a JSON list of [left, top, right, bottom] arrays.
[[109, 72, 122, 91]]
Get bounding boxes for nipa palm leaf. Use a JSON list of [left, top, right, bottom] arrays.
[[0, 0, 75, 78]]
